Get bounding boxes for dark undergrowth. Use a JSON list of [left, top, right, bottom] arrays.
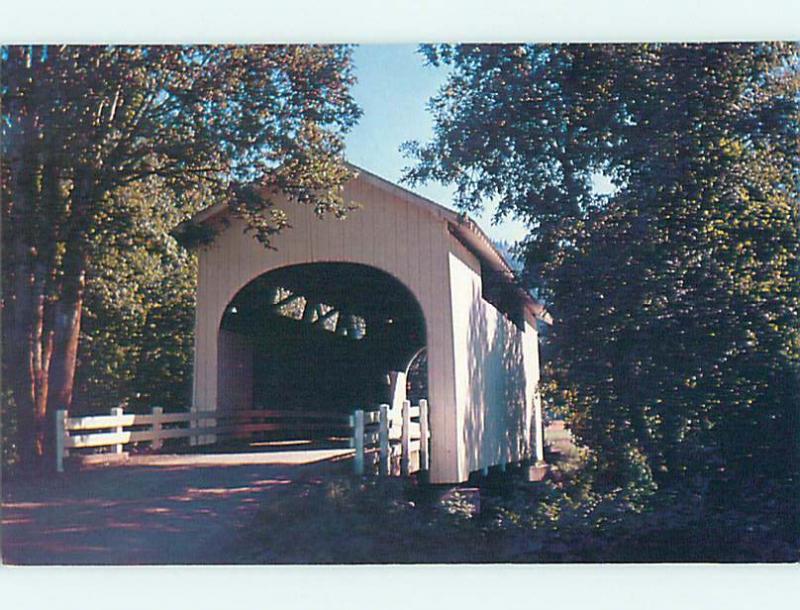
[[235, 451, 798, 564]]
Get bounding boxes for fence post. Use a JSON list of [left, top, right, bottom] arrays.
[[110, 406, 124, 454], [190, 406, 199, 446], [379, 403, 390, 476], [388, 371, 407, 413], [151, 406, 164, 451], [401, 399, 411, 476], [353, 409, 365, 476], [55, 409, 67, 473], [419, 399, 429, 471]]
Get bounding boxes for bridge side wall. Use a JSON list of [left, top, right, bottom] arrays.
[[447, 246, 542, 480]]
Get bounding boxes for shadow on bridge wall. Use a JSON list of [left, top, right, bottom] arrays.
[[463, 283, 532, 474]]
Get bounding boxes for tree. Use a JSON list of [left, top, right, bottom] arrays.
[[404, 43, 800, 496], [73, 177, 201, 416], [1, 45, 361, 466]]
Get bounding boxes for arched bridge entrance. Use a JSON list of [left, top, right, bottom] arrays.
[[216, 262, 427, 447]]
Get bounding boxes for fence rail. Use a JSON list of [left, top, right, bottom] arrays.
[[55, 407, 352, 472], [349, 399, 430, 477]]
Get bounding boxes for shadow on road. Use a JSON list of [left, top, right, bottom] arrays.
[[1, 445, 353, 565]]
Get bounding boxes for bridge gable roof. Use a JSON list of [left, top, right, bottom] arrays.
[[182, 164, 550, 323]]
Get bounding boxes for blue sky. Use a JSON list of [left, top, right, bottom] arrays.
[[344, 44, 530, 244]]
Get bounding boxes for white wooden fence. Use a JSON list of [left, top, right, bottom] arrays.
[[56, 400, 430, 477], [349, 399, 430, 477], [55, 407, 352, 472]]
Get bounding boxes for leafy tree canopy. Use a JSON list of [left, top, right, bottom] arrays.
[[405, 43, 800, 497]]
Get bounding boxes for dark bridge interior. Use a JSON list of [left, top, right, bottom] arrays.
[[220, 263, 427, 416]]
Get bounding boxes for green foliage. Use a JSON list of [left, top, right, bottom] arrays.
[[73, 178, 203, 413], [3, 45, 362, 242], [405, 43, 800, 498]]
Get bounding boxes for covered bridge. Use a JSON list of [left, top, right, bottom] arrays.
[[182, 166, 550, 484]]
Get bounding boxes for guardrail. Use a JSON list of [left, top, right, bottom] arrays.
[[55, 407, 352, 472], [350, 399, 429, 477]]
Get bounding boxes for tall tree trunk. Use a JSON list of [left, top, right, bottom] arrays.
[[30, 263, 54, 459], [46, 167, 95, 426], [7, 138, 40, 467], [9, 272, 38, 466], [3, 47, 91, 470], [46, 266, 86, 417]]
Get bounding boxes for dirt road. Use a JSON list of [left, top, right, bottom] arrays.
[[1, 448, 352, 565]]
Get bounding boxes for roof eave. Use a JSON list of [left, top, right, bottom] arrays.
[[447, 219, 552, 325]]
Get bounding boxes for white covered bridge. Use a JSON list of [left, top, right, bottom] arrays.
[[182, 166, 549, 484]]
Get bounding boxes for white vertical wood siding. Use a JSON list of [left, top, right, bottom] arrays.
[[447, 247, 540, 480]]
